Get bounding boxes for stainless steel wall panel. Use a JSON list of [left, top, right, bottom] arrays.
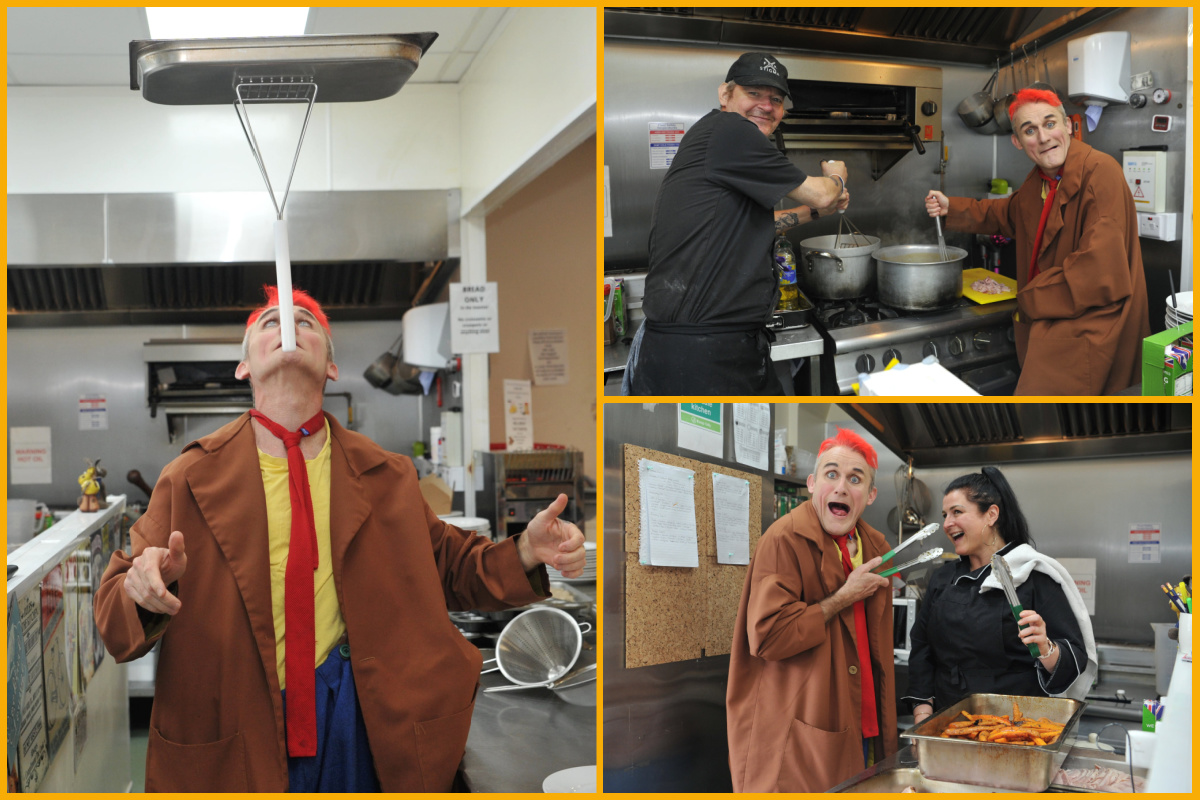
[[7, 194, 106, 265]]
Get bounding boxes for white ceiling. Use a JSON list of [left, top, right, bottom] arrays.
[[6, 7, 510, 87]]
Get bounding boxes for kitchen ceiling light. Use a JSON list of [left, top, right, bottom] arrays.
[[145, 7, 310, 40]]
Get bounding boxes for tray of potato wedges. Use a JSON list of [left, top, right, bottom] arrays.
[[902, 694, 1086, 792]]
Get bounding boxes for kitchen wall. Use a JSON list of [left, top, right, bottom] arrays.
[[604, 6, 1190, 318], [484, 136, 597, 480], [5, 320, 440, 507]]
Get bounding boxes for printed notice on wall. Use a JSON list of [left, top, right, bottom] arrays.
[[10, 427, 52, 485], [733, 403, 771, 471], [1056, 558, 1097, 615], [712, 473, 751, 565], [503, 379, 534, 451], [528, 329, 569, 386], [638, 459, 699, 568], [78, 395, 108, 431], [649, 121, 689, 169], [1128, 523, 1161, 563], [603, 165, 613, 237], [449, 282, 500, 354], [678, 403, 723, 458]]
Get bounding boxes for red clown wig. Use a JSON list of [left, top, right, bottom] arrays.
[[245, 285, 330, 332], [1008, 88, 1063, 122], [817, 427, 879, 470]]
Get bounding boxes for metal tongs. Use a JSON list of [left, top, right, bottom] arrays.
[[875, 547, 943, 579], [835, 212, 872, 249], [991, 553, 1043, 658], [877, 522, 940, 565]]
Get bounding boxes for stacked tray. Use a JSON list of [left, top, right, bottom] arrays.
[[547, 541, 596, 584]]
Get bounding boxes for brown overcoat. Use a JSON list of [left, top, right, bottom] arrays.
[[94, 413, 546, 792], [726, 501, 897, 793], [947, 140, 1150, 395]]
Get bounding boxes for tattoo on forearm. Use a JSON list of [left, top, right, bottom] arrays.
[[775, 211, 801, 233]]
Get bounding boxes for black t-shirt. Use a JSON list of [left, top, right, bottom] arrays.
[[643, 110, 808, 326]]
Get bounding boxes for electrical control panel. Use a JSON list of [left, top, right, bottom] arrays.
[[1122, 151, 1166, 213]]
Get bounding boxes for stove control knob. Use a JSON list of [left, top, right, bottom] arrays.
[[883, 348, 902, 366], [973, 331, 993, 351], [855, 354, 876, 374], [921, 101, 939, 117], [922, 341, 939, 360], [948, 336, 965, 357]]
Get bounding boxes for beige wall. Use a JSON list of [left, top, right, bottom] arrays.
[[485, 136, 597, 479]]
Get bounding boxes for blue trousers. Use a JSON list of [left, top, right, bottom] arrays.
[[282, 644, 380, 792]]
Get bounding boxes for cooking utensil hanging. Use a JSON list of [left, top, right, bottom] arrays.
[[875, 547, 944, 579], [128, 33, 438, 349]]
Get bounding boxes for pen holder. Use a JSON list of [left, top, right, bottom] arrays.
[[1179, 614, 1192, 660]]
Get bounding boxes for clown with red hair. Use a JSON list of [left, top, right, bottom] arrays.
[[727, 427, 897, 792], [925, 87, 1149, 395], [96, 284, 587, 792]]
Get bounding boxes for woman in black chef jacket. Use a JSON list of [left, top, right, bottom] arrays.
[[905, 467, 1095, 724]]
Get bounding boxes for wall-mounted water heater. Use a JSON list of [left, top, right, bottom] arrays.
[[1067, 31, 1131, 107]]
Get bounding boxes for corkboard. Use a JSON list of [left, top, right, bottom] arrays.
[[624, 552, 705, 667], [622, 444, 764, 668], [704, 555, 751, 656]]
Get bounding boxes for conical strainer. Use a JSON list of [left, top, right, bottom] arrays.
[[495, 607, 592, 686]]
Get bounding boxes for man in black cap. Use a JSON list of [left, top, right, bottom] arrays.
[[625, 52, 849, 396]]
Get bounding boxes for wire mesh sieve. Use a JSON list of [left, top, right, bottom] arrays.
[[495, 607, 588, 686]]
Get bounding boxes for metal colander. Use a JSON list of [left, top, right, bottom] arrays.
[[495, 607, 589, 686]]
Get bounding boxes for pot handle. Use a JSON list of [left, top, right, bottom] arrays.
[[805, 250, 844, 273]]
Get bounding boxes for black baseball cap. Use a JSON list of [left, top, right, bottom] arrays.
[[725, 52, 791, 101]]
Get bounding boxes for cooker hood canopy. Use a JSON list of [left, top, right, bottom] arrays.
[[606, 8, 1121, 65], [844, 403, 1191, 467]]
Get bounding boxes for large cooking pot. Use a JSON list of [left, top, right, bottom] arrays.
[[797, 234, 881, 300], [874, 244, 967, 311]]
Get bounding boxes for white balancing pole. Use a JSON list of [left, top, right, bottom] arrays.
[[275, 218, 296, 351]]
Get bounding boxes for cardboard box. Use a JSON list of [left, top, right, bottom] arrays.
[[1142, 322, 1192, 396]]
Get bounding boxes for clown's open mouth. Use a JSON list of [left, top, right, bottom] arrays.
[[828, 502, 850, 517]]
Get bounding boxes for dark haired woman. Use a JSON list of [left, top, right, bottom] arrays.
[[905, 466, 1095, 724]]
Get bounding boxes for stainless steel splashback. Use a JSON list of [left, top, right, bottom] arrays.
[[8, 190, 456, 265]]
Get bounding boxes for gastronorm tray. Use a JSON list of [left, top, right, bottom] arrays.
[[129, 32, 438, 105], [962, 268, 1017, 304], [901, 694, 1086, 792]]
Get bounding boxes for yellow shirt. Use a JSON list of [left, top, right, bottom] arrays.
[[258, 432, 346, 689], [848, 527, 863, 570]]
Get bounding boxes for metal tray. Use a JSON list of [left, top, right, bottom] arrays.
[[833, 765, 1019, 793], [901, 694, 1087, 792], [130, 32, 438, 105]]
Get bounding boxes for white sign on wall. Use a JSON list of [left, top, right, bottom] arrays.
[[78, 396, 108, 431], [1128, 523, 1162, 563], [449, 282, 500, 354], [528, 329, 569, 386], [503, 379, 534, 451], [10, 427, 52, 484], [1056, 558, 1098, 616], [649, 121, 689, 169]]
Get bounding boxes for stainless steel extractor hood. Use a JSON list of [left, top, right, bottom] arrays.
[[605, 8, 1121, 65], [6, 190, 459, 327], [843, 403, 1192, 466]]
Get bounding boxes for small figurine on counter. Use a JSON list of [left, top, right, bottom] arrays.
[[77, 458, 108, 512]]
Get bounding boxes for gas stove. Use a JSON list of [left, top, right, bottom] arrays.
[[811, 297, 1020, 395]]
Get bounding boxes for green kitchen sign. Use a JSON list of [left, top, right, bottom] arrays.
[[680, 403, 721, 431]]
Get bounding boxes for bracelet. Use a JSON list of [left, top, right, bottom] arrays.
[[1037, 640, 1058, 660], [830, 174, 845, 193]]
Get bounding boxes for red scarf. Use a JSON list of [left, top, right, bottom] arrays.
[[249, 408, 326, 758], [1028, 170, 1062, 283], [832, 529, 879, 738]]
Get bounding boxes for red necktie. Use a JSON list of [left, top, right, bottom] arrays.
[[833, 531, 879, 738], [249, 408, 326, 758], [1028, 171, 1062, 283]]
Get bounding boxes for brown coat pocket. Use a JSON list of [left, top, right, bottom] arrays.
[[777, 717, 863, 792], [1018, 335, 1092, 395], [146, 726, 248, 792], [414, 700, 475, 792]]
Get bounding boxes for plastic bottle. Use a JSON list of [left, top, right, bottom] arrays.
[[774, 237, 800, 311]]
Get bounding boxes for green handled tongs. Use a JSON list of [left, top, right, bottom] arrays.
[[876, 547, 943, 579], [876, 522, 940, 566], [991, 552, 1042, 658]]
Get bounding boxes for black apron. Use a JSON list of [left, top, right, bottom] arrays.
[[629, 320, 782, 395]]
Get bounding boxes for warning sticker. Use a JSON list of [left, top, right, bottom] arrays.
[[649, 121, 689, 169]]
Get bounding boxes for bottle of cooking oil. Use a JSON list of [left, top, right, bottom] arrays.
[[774, 237, 800, 311]]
